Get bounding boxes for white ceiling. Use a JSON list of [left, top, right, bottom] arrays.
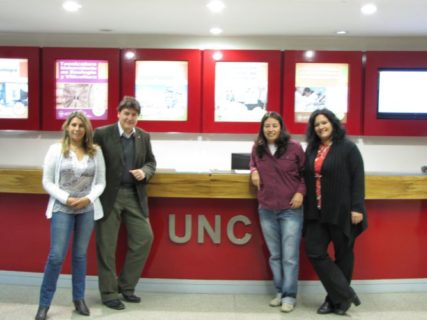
[[0, 0, 426, 37]]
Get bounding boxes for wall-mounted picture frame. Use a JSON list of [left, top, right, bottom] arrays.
[[283, 50, 363, 135], [121, 49, 201, 132], [41, 47, 120, 131], [202, 50, 281, 133], [0, 47, 40, 130]]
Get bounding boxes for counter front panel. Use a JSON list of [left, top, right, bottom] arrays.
[[1, 193, 427, 280]]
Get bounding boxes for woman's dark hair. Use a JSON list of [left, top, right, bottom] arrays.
[[305, 108, 346, 152], [255, 111, 290, 158]]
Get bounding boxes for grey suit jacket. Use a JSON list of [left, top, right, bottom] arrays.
[[94, 123, 156, 218]]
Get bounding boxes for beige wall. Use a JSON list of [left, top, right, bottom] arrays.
[[1, 32, 427, 51]]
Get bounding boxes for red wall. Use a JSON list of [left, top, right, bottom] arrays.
[[1, 194, 426, 280]]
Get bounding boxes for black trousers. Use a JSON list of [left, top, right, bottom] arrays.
[[304, 220, 356, 305]]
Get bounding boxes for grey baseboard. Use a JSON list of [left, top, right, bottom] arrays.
[[1, 271, 426, 294]]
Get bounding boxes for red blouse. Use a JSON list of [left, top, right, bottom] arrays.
[[314, 143, 331, 209]]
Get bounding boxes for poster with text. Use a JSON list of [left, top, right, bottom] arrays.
[[0, 58, 29, 119], [215, 62, 268, 122], [56, 60, 109, 120], [294, 63, 348, 123], [135, 61, 188, 121]]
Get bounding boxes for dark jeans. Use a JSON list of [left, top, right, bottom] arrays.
[[304, 220, 355, 305]]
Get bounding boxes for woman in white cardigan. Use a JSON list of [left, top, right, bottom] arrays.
[[35, 112, 106, 320]]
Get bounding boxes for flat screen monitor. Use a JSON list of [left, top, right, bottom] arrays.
[[231, 153, 250, 170], [377, 68, 427, 120]]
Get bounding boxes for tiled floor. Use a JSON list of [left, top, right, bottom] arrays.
[[1, 283, 427, 320]]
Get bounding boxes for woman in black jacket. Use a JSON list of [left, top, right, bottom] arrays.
[[303, 108, 367, 316]]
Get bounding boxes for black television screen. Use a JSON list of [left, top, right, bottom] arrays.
[[377, 68, 427, 120], [231, 153, 250, 170]]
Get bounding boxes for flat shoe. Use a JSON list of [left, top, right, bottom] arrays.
[[317, 300, 334, 314], [122, 293, 141, 303], [103, 299, 125, 310]]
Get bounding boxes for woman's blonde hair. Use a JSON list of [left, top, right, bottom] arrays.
[[61, 111, 97, 157]]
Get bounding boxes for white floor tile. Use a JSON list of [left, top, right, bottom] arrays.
[[1, 283, 427, 320]]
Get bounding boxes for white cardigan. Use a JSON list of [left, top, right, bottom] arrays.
[[42, 143, 106, 220]]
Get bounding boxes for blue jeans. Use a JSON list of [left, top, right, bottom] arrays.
[[259, 207, 303, 305], [39, 211, 94, 307]]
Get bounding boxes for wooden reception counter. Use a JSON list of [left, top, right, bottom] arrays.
[[1, 167, 426, 199], [1, 166, 427, 282]]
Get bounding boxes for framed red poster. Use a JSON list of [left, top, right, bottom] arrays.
[[0, 47, 40, 130], [283, 50, 363, 135], [364, 51, 427, 136], [202, 50, 281, 133], [121, 49, 201, 132], [41, 47, 120, 131]]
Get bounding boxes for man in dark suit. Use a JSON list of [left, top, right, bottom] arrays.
[[93, 96, 156, 310]]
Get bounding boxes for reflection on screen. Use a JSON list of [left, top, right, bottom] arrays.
[[378, 69, 427, 119], [55, 59, 109, 120], [0, 58, 29, 119]]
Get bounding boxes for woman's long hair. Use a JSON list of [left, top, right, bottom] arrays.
[[255, 111, 291, 158], [61, 111, 97, 157], [305, 108, 346, 153]]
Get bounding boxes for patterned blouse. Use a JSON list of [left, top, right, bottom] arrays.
[[53, 151, 95, 214], [314, 143, 331, 209]]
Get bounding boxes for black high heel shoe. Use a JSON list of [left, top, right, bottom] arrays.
[[35, 306, 49, 320], [334, 295, 361, 315], [74, 300, 90, 316]]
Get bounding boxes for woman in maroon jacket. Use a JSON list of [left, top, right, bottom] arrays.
[[250, 111, 305, 313], [303, 108, 367, 316]]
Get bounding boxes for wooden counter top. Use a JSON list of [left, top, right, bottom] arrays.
[[1, 168, 426, 199]]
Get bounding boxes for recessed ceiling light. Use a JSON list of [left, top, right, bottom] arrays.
[[124, 51, 136, 60], [207, 1, 225, 13], [212, 52, 223, 60], [336, 30, 348, 35], [210, 27, 223, 35], [62, 1, 82, 12], [304, 50, 315, 59], [361, 3, 377, 15]]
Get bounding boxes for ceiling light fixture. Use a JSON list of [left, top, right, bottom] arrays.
[[124, 51, 136, 60], [361, 3, 377, 15], [207, 1, 225, 13], [336, 30, 348, 35], [212, 52, 223, 60], [210, 27, 223, 35], [304, 50, 315, 60], [62, 1, 82, 12]]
